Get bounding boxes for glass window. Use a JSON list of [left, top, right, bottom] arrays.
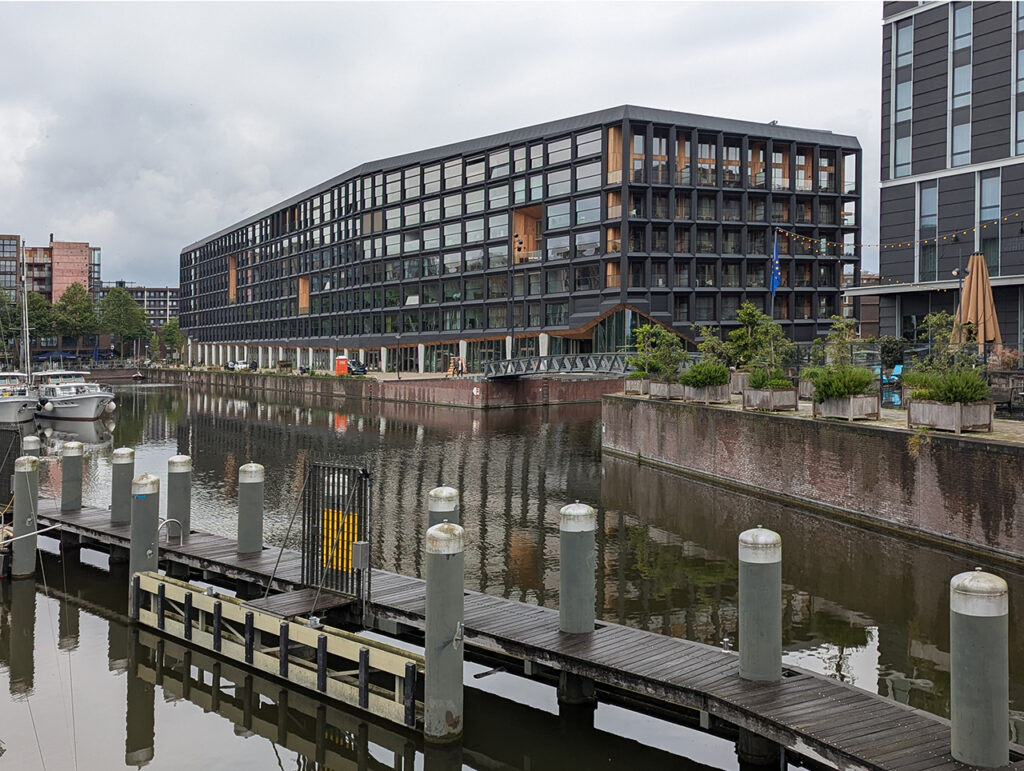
[[547, 168, 571, 197], [444, 194, 462, 219], [919, 243, 937, 281], [443, 279, 461, 301], [530, 144, 544, 169], [465, 277, 484, 300], [488, 214, 508, 240], [386, 207, 401, 230], [952, 64, 971, 109], [696, 263, 715, 287], [443, 253, 461, 274], [574, 230, 600, 258], [465, 188, 485, 213], [895, 135, 911, 177], [895, 81, 912, 122], [920, 182, 937, 229], [423, 198, 440, 222], [488, 244, 508, 268], [548, 137, 571, 164], [530, 174, 544, 201], [444, 159, 462, 190], [465, 159, 486, 185], [952, 122, 970, 166], [576, 130, 601, 157], [465, 248, 484, 271], [443, 222, 462, 247], [575, 264, 600, 291], [488, 184, 509, 209], [695, 296, 714, 321], [953, 3, 971, 50], [404, 202, 420, 226], [423, 255, 440, 276], [651, 262, 667, 288], [576, 196, 601, 224], [545, 302, 568, 326], [547, 201, 570, 230], [489, 149, 509, 178], [547, 235, 571, 261], [423, 165, 441, 194], [423, 227, 440, 250], [896, 19, 913, 68], [489, 274, 508, 298], [575, 161, 601, 191], [465, 218, 484, 243], [513, 147, 527, 173], [980, 171, 1000, 220], [443, 309, 461, 330], [546, 267, 569, 293]]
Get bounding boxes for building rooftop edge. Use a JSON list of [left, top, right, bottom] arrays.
[[181, 104, 862, 254]]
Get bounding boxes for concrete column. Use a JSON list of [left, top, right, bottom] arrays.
[[237, 463, 264, 555], [505, 334, 514, 359], [424, 521, 465, 744], [111, 448, 135, 525], [167, 455, 192, 540], [129, 474, 160, 583], [539, 332, 550, 357], [12, 456, 39, 578], [278, 346, 285, 366], [559, 502, 596, 634], [242, 345, 248, 363], [738, 528, 782, 682], [418, 343, 426, 373], [328, 348, 335, 373], [126, 629, 155, 767], [950, 569, 1008, 767], [380, 346, 388, 373], [295, 346, 301, 369], [60, 441, 84, 512], [257, 346, 264, 369], [428, 486, 460, 527], [9, 576, 36, 695], [458, 340, 468, 366], [21, 435, 40, 458]]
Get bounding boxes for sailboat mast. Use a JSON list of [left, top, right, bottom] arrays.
[[20, 239, 30, 380]]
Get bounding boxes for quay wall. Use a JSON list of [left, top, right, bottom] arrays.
[[601, 394, 1024, 564], [149, 369, 622, 409]]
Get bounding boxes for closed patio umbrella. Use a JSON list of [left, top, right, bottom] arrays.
[[954, 251, 1001, 354]]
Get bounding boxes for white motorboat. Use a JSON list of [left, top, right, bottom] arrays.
[[0, 372, 37, 423], [36, 370, 116, 421]]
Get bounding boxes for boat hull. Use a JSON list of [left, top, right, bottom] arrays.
[[0, 397, 38, 424], [36, 392, 116, 421]]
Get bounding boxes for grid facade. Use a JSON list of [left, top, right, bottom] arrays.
[[180, 105, 861, 362], [873, 1, 1024, 346], [97, 282, 180, 331]]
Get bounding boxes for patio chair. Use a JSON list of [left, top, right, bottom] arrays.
[[883, 364, 903, 384]]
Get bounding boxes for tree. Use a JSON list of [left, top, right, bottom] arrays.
[[148, 329, 160, 361], [99, 286, 148, 358], [626, 324, 686, 382], [27, 292, 55, 341], [0, 289, 20, 364], [160, 317, 185, 360], [54, 282, 99, 357]]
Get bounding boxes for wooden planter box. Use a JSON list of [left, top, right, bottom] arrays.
[[742, 388, 799, 411], [649, 381, 672, 400], [684, 384, 731, 404], [798, 378, 816, 401], [669, 383, 686, 400], [730, 371, 751, 395], [812, 394, 881, 421], [624, 379, 650, 395], [907, 399, 994, 434]]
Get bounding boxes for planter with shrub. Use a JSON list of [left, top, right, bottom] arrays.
[[742, 367, 798, 411], [679, 359, 731, 404], [806, 365, 880, 421], [905, 369, 993, 434]]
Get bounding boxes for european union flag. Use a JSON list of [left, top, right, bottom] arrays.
[[769, 232, 781, 296]]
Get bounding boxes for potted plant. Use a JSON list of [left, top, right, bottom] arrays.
[[739, 306, 797, 411], [627, 324, 686, 399], [679, 358, 731, 404], [905, 369, 993, 434], [722, 303, 765, 394], [804, 317, 880, 421], [798, 339, 826, 400]]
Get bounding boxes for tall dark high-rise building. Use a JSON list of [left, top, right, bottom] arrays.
[[180, 106, 862, 372], [847, 2, 1024, 347]]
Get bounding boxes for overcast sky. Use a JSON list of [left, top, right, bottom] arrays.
[[0, 1, 883, 286]]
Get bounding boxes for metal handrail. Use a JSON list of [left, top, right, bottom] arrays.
[[158, 517, 184, 546], [482, 353, 632, 378]]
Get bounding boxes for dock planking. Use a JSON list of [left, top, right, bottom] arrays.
[[33, 499, 1024, 771]]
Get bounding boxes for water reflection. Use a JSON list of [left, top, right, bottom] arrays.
[[31, 385, 1024, 732]]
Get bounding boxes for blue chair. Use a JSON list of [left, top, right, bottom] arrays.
[[883, 364, 903, 384]]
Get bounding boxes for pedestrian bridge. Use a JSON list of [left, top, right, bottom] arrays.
[[482, 353, 630, 379]]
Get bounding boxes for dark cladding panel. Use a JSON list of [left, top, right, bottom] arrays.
[[937, 174, 976, 264], [880, 184, 915, 281], [1000, 163, 1024, 276], [883, 2, 917, 20], [881, 22, 892, 181], [911, 7, 950, 175], [971, 2, 1012, 163]]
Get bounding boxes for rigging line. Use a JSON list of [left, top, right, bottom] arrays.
[[25, 696, 47, 771], [58, 513, 80, 771], [262, 466, 311, 600]]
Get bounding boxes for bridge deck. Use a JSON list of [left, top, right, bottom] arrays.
[[35, 501, 1024, 770]]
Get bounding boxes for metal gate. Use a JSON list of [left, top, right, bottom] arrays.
[[300, 462, 371, 599], [0, 428, 20, 517]]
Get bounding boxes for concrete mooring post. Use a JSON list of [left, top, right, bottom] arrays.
[[129, 474, 160, 599], [738, 527, 782, 682], [12, 455, 40, 578], [21, 435, 40, 458], [427, 486, 460, 527], [237, 463, 264, 555], [111, 448, 135, 525], [61, 441, 84, 512], [950, 569, 1008, 767], [424, 520, 465, 744], [167, 455, 192, 539]]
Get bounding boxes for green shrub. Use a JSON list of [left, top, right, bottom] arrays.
[[806, 365, 876, 404], [680, 359, 730, 387], [626, 371, 649, 380], [748, 367, 792, 390], [877, 336, 906, 370], [905, 369, 988, 403]]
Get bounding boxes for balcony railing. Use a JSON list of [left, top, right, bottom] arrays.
[[842, 214, 857, 226], [605, 274, 621, 288], [651, 166, 670, 184], [819, 173, 836, 192], [795, 178, 813, 192], [697, 167, 716, 186], [749, 170, 766, 189], [676, 167, 691, 185], [630, 169, 647, 184], [843, 181, 857, 194], [722, 169, 741, 188], [795, 212, 813, 224], [513, 250, 543, 264], [608, 239, 622, 253], [607, 205, 622, 219], [607, 170, 623, 185], [772, 176, 790, 191]]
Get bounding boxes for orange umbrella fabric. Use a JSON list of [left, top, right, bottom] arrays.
[[954, 252, 1002, 353]]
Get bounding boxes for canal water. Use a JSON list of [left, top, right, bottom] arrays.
[[2, 382, 1022, 768]]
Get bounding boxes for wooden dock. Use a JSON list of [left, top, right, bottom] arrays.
[[34, 500, 1024, 770]]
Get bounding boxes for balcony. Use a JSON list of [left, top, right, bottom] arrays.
[[605, 273, 621, 288], [842, 214, 857, 226], [676, 167, 691, 185], [513, 250, 543, 264], [607, 205, 622, 219], [749, 170, 766, 189], [607, 170, 623, 185], [795, 211, 813, 225], [772, 177, 790, 191], [630, 169, 647, 184], [818, 173, 836, 192], [651, 166, 670, 185], [696, 167, 716, 186], [722, 169, 741, 188], [608, 239, 622, 253], [795, 178, 813, 192], [843, 181, 857, 194]]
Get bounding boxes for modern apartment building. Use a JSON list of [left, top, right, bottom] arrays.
[[0, 234, 101, 303], [97, 281, 179, 331], [846, 2, 1024, 347], [180, 106, 862, 372]]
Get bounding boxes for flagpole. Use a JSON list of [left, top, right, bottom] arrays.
[[769, 229, 777, 320]]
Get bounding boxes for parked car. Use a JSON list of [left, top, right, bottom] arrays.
[[348, 359, 367, 375], [225, 361, 236, 370], [247, 361, 258, 371]]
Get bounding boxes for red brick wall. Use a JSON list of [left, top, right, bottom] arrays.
[[601, 395, 1024, 561], [51, 241, 91, 301]]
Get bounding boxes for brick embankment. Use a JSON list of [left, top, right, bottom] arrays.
[[601, 394, 1024, 564]]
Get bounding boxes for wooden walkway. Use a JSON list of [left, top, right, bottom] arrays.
[[34, 500, 1024, 771]]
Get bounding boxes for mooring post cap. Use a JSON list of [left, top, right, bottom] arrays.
[[62, 441, 84, 457], [950, 570, 1008, 617], [168, 455, 192, 473], [427, 486, 459, 509], [239, 463, 264, 483], [22, 436, 40, 450], [132, 473, 160, 496], [738, 527, 782, 564], [112, 447, 135, 464], [426, 521, 465, 555], [15, 455, 39, 473], [560, 501, 597, 532]]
